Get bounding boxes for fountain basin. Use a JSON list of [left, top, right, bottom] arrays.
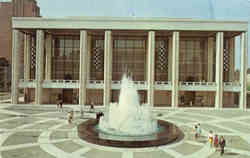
[[77, 119, 183, 148]]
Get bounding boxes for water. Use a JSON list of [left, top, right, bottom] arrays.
[[99, 75, 158, 136]]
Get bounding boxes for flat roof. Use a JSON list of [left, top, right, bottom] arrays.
[[12, 17, 248, 32]]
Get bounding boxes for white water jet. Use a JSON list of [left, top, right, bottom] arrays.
[[99, 75, 158, 135]]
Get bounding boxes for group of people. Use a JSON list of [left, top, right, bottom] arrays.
[[208, 130, 226, 156], [194, 124, 226, 156]]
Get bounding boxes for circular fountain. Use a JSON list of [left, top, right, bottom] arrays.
[[78, 75, 183, 148]]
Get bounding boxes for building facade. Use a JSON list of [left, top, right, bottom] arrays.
[[0, 0, 40, 91], [0, 57, 10, 92], [0, 0, 40, 62], [11, 17, 248, 109]]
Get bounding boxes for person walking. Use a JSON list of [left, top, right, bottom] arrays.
[[194, 125, 198, 140], [214, 134, 219, 149], [219, 136, 226, 156], [208, 130, 213, 148], [197, 123, 201, 138], [59, 100, 63, 112], [68, 110, 74, 124]]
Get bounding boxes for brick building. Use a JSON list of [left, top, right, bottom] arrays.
[[0, 0, 40, 83]]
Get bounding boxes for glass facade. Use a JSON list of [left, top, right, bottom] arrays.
[[51, 36, 80, 80], [112, 38, 147, 81], [179, 38, 207, 82]]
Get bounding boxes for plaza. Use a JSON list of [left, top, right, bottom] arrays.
[[1, 1, 250, 157], [0, 104, 250, 158]]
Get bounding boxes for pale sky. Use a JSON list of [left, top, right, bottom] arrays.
[[36, 0, 250, 69]]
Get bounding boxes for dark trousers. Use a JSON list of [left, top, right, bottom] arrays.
[[220, 147, 224, 155]]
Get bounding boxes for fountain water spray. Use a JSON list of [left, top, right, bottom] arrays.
[[99, 75, 158, 135]]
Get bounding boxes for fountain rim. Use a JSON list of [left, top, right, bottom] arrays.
[[77, 119, 184, 148]]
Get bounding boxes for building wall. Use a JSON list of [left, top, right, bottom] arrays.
[[0, 2, 12, 62], [0, 0, 40, 63]]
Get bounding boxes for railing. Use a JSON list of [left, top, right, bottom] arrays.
[[19, 79, 36, 82], [111, 80, 147, 89], [19, 79, 36, 88], [155, 81, 172, 85], [43, 80, 79, 84], [179, 82, 217, 91], [154, 81, 172, 90], [42, 80, 79, 88], [224, 82, 241, 92], [88, 80, 104, 84], [18, 79, 243, 92], [224, 82, 241, 86], [88, 80, 104, 89], [180, 82, 216, 86]]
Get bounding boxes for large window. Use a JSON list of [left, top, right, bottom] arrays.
[[52, 36, 80, 80], [179, 39, 206, 82], [112, 38, 146, 81]]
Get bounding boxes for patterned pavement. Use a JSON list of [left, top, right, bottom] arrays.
[[0, 104, 250, 158]]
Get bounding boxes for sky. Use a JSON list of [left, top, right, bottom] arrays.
[[36, 0, 250, 69]]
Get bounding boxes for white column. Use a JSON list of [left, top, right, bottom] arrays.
[[87, 35, 91, 81], [24, 34, 31, 81], [239, 32, 248, 110], [229, 38, 235, 82], [104, 31, 112, 107], [147, 31, 155, 106], [45, 34, 52, 80], [35, 30, 45, 105], [171, 32, 180, 108], [79, 31, 88, 106], [11, 30, 21, 104], [215, 32, 224, 109], [207, 37, 214, 82], [168, 37, 172, 81]]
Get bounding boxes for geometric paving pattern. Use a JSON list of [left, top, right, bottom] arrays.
[[0, 104, 250, 158]]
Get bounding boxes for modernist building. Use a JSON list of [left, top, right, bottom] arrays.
[[11, 17, 248, 109]]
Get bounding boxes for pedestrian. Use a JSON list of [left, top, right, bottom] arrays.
[[208, 130, 213, 147], [59, 100, 63, 112], [214, 134, 219, 149], [90, 102, 94, 112], [219, 136, 226, 156], [197, 123, 201, 138], [194, 125, 198, 140], [56, 95, 60, 109], [68, 110, 73, 124]]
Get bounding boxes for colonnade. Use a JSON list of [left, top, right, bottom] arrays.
[[11, 30, 248, 110]]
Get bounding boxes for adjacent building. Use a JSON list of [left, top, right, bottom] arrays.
[[0, 0, 40, 88], [11, 17, 248, 109]]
